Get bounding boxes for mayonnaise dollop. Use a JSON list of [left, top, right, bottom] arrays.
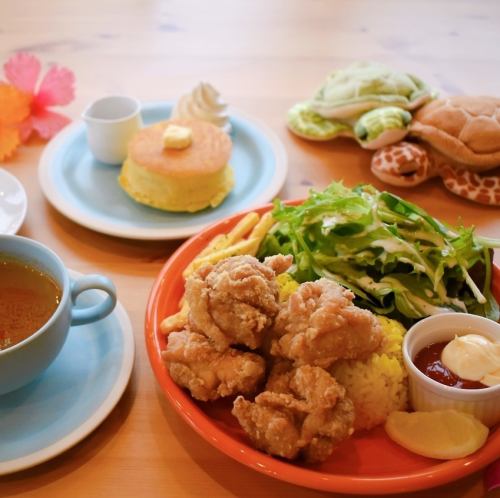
[[172, 82, 231, 134], [441, 334, 500, 387]]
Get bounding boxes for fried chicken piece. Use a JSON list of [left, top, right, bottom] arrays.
[[271, 278, 382, 368], [263, 254, 294, 275], [301, 395, 356, 462], [232, 365, 354, 462], [185, 254, 292, 351], [233, 399, 301, 459], [162, 328, 265, 401]]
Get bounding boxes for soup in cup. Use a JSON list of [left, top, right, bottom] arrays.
[[0, 235, 117, 395]]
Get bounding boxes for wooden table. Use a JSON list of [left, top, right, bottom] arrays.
[[1, 1, 499, 497]]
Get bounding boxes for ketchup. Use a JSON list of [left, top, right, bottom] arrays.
[[413, 341, 487, 389]]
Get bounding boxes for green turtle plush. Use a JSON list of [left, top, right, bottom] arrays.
[[287, 61, 435, 149]]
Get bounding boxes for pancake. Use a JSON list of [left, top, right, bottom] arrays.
[[118, 119, 234, 212]]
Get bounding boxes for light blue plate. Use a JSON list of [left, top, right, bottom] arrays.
[[0, 271, 134, 475], [38, 102, 287, 240]]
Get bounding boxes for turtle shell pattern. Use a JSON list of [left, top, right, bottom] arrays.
[[310, 61, 432, 119], [410, 96, 500, 171]]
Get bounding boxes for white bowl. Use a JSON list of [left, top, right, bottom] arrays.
[[403, 313, 500, 427]]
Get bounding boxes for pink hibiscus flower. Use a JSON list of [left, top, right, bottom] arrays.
[[3, 52, 75, 141]]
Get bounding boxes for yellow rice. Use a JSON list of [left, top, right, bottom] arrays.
[[330, 316, 408, 431], [276, 272, 300, 302]]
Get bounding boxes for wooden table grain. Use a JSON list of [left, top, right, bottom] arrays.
[[1, 1, 499, 497]]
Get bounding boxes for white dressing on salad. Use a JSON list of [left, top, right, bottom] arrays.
[[406, 295, 452, 316], [370, 239, 408, 253], [356, 276, 391, 293], [381, 276, 454, 316]]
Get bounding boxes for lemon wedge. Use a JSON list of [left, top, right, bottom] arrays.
[[385, 410, 489, 459]]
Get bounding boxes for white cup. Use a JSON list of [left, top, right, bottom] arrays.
[[82, 95, 142, 165], [403, 313, 500, 427]]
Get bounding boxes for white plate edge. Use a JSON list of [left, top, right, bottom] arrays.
[[0, 168, 28, 235], [38, 105, 288, 240], [0, 270, 135, 475]]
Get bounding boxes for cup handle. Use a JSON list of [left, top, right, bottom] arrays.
[[70, 275, 117, 326]]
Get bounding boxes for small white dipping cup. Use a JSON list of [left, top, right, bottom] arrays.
[[82, 95, 141, 165], [403, 313, 500, 427]]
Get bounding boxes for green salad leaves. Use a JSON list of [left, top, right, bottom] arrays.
[[258, 182, 500, 322]]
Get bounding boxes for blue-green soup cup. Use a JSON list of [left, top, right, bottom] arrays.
[[0, 235, 116, 395]]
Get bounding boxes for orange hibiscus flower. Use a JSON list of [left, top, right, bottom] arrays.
[[0, 83, 30, 161]]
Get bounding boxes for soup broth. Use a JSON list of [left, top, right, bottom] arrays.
[[0, 258, 62, 350]]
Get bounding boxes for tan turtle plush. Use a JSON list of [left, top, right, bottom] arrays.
[[371, 96, 500, 206]]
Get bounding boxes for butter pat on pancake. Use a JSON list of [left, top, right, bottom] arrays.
[[162, 124, 193, 149], [118, 119, 234, 212]]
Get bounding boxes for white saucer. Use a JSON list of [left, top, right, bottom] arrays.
[[0, 270, 134, 475], [0, 168, 27, 234]]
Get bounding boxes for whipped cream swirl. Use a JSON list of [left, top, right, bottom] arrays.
[[172, 82, 231, 134]]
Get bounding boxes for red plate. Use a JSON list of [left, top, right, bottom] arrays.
[[145, 203, 500, 495]]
